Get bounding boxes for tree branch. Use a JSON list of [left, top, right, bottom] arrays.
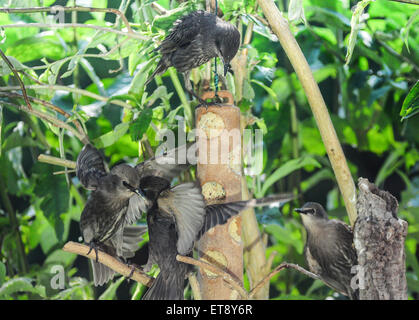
[[176, 255, 248, 299], [0, 49, 32, 110], [38, 154, 77, 169], [248, 262, 320, 299], [62, 241, 154, 287], [14, 105, 87, 142], [0, 92, 88, 144], [0, 6, 135, 33], [257, 0, 358, 226], [0, 85, 132, 109], [0, 23, 147, 41]]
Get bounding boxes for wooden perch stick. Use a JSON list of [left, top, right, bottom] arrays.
[[257, 0, 358, 226], [38, 154, 77, 169], [176, 255, 248, 299], [63, 241, 154, 287]]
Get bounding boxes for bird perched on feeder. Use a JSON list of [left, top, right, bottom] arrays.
[[77, 143, 192, 286], [295, 202, 359, 300], [145, 10, 241, 103], [140, 176, 294, 300]]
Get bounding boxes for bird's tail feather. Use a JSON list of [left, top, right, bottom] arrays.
[[142, 270, 184, 300], [144, 62, 168, 86], [91, 260, 115, 286]]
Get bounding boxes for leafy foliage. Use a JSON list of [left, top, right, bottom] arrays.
[[0, 0, 418, 300]]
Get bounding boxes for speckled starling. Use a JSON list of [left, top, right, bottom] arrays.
[[145, 10, 241, 101], [295, 202, 359, 300], [140, 179, 294, 300], [77, 143, 192, 286]]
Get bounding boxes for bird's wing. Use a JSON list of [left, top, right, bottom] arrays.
[[125, 194, 149, 225], [158, 11, 206, 54], [121, 225, 148, 259], [135, 143, 194, 182], [157, 182, 205, 255], [313, 220, 357, 297], [76, 144, 107, 190], [330, 220, 357, 268], [197, 201, 247, 240], [304, 244, 322, 276], [197, 194, 295, 240]]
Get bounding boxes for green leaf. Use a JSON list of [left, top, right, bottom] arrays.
[[2, 131, 44, 153], [0, 262, 5, 287], [259, 156, 321, 197], [0, 278, 46, 298], [0, 55, 26, 76], [98, 277, 124, 300], [6, 35, 65, 63], [400, 81, 419, 121], [91, 0, 108, 21], [93, 122, 130, 148], [251, 79, 280, 110], [264, 224, 304, 254], [33, 164, 69, 239], [345, 0, 375, 65], [129, 58, 158, 97], [80, 58, 107, 97], [401, 10, 419, 53], [130, 108, 153, 142], [44, 250, 77, 268]]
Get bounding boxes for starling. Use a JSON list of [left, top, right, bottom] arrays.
[[140, 178, 294, 300], [77, 144, 149, 286], [77, 143, 192, 286], [295, 202, 358, 300], [145, 10, 241, 102]]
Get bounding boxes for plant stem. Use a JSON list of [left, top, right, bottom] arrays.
[[0, 6, 135, 34], [257, 0, 358, 226], [0, 178, 29, 274], [168, 69, 193, 127], [0, 85, 132, 109], [0, 23, 147, 41]]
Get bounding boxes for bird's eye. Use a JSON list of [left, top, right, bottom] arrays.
[[308, 208, 315, 214], [122, 181, 130, 189]]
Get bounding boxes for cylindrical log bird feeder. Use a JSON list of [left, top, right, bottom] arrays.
[[196, 90, 243, 300]]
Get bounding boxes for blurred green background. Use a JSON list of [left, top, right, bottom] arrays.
[[0, 0, 418, 300]]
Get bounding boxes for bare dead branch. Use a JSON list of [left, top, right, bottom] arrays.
[[248, 262, 320, 299], [176, 255, 248, 299], [63, 241, 154, 287]]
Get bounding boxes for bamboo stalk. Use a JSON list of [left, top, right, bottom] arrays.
[[257, 0, 358, 226]]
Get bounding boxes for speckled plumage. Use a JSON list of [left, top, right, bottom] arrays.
[[145, 10, 241, 99], [296, 202, 358, 299]]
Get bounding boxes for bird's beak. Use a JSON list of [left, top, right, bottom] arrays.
[[295, 208, 309, 215], [223, 62, 231, 77], [123, 181, 145, 198], [134, 187, 146, 199]]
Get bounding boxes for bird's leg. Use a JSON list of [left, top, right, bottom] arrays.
[[87, 241, 99, 263], [125, 261, 141, 281], [141, 258, 154, 273], [183, 71, 207, 106]]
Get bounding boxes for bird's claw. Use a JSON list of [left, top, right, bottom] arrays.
[[126, 263, 142, 281], [87, 241, 99, 263]]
